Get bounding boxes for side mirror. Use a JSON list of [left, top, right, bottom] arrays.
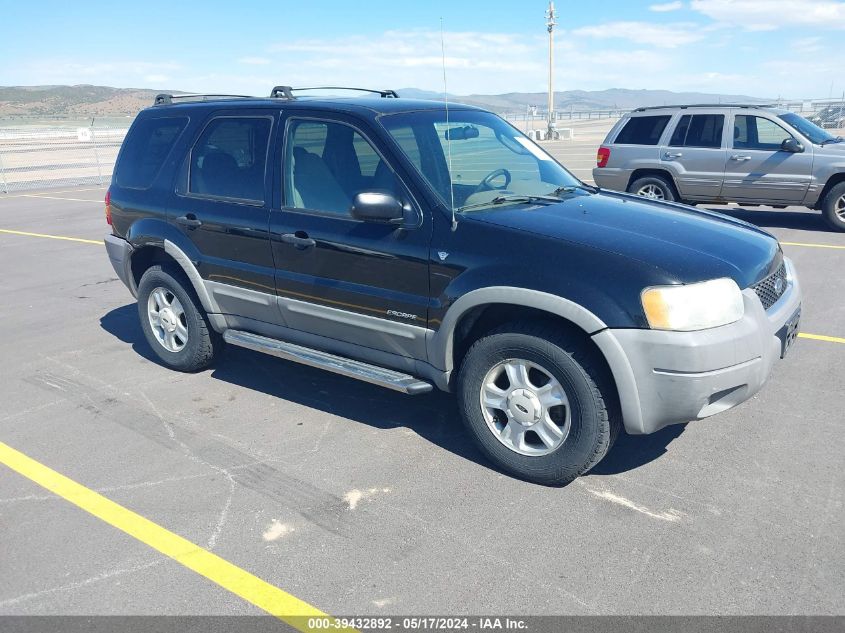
[[350, 191, 404, 223], [781, 138, 804, 153]]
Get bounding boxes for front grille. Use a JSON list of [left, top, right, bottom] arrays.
[[752, 263, 787, 310]]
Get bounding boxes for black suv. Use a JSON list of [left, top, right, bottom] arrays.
[[104, 86, 802, 485]]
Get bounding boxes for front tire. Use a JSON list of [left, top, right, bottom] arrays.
[[821, 182, 845, 232], [457, 323, 620, 486], [137, 264, 222, 372], [628, 175, 676, 202]]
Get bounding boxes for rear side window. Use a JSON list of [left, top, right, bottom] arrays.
[[114, 117, 188, 189], [669, 114, 724, 148], [189, 117, 272, 202], [614, 115, 671, 145]]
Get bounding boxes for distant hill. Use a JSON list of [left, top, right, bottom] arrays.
[[0, 85, 184, 118], [0, 84, 769, 118], [397, 87, 770, 111]]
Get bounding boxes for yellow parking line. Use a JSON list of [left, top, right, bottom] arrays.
[[0, 229, 101, 245], [0, 441, 344, 632], [799, 332, 845, 344], [781, 241, 845, 250]]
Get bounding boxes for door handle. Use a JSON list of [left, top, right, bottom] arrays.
[[730, 155, 752, 161], [663, 152, 683, 159], [280, 232, 316, 249], [176, 214, 202, 228]]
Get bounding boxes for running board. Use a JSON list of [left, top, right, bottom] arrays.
[[222, 330, 433, 395]]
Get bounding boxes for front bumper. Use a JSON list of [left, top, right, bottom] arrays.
[[593, 258, 801, 435], [104, 233, 136, 296]]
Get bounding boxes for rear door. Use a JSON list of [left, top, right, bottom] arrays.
[[722, 113, 814, 204], [171, 109, 278, 322], [269, 112, 432, 360], [660, 111, 727, 201]]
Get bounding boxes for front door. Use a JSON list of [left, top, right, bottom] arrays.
[[269, 113, 432, 360], [722, 113, 814, 204], [660, 112, 727, 201], [171, 111, 278, 322]]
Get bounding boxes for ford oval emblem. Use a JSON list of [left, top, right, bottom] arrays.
[[774, 277, 785, 295]]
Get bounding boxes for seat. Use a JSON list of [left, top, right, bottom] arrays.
[[196, 151, 240, 198], [372, 160, 398, 193], [291, 147, 351, 214]]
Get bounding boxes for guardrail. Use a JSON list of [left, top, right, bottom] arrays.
[[0, 125, 128, 193]]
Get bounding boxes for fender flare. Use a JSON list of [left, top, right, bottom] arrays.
[[426, 286, 643, 433], [427, 286, 607, 372], [160, 240, 227, 332]]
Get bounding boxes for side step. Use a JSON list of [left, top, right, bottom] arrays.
[[222, 330, 433, 395]]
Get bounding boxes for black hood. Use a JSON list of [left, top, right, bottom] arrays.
[[466, 189, 781, 289]]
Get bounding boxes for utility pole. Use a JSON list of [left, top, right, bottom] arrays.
[[546, 1, 557, 139]]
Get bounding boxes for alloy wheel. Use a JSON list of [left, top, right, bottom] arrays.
[[479, 358, 571, 456], [147, 287, 188, 353]]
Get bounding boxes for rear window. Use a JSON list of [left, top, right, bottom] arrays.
[[189, 117, 272, 202], [614, 115, 671, 145], [669, 114, 724, 148], [114, 117, 188, 189]]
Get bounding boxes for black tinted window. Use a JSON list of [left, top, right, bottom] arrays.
[[615, 115, 671, 145], [670, 114, 724, 148], [114, 117, 187, 189], [189, 117, 271, 202]]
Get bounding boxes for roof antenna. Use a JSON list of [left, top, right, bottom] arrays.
[[440, 18, 458, 231]]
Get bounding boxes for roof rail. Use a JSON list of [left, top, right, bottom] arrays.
[[633, 103, 773, 112], [154, 93, 256, 106], [269, 86, 399, 99]]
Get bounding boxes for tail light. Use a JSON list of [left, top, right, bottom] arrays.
[[596, 147, 611, 168], [104, 189, 112, 226]]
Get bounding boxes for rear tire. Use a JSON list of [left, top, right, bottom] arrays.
[[821, 182, 845, 232], [137, 264, 222, 372], [456, 323, 620, 486], [628, 175, 676, 202]]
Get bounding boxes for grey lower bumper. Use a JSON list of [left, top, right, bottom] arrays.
[[592, 167, 630, 192], [593, 258, 802, 435], [104, 233, 136, 296]]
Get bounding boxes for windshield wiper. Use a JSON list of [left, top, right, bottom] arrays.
[[457, 194, 561, 213], [821, 136, 843, 145]]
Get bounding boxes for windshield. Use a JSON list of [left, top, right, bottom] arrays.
[[778, 112, 839, 145], [380, 110, 581, 212]]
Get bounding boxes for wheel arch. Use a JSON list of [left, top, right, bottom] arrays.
[[428, 288, 644, 434], [129, 239, 226, 332], [815, 172, 845, 210], [627, 168, 681, 199]]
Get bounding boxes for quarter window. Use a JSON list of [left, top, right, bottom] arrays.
[[114, 117, 188, 189], [614, 115, 672, 145], [669, 114, 724, 148], [189, 117, 271, 202], [285, 119, 399, 216], [734, 115, 794, 151]]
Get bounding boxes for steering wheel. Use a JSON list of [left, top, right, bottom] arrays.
[[473, 168, 512, 194]]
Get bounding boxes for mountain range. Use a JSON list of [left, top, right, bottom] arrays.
[[0, 84, 769, 118]]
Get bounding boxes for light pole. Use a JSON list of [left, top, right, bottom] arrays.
[[546, 1, 557, 139]]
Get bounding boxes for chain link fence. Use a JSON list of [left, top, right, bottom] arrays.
[[1, 98, 842, 193], [0, 123, 129, 193]]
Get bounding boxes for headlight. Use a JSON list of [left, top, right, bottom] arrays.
[[641, 278, 744, 331]]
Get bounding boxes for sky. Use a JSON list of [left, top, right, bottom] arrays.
[[1, 0, 844, 99]]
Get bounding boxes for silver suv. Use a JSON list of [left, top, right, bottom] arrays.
[[593, 104, 845, 231]]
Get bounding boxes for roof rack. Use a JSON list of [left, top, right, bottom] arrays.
[[154, 93, 256, 106], [633, 103, 773, 112], [269, 86, 399, 99]]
